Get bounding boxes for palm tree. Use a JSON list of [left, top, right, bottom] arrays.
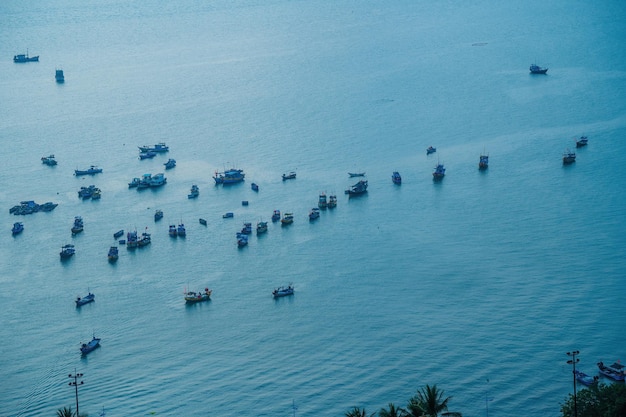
[[405, 384, 462, 417], [56, 406, 74, 417], [378, 402, 406, 417], [345, 406, 373, 417]]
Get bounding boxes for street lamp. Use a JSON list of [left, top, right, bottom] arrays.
[[68, 369, 84, 416], [567, 350, 580, 417]]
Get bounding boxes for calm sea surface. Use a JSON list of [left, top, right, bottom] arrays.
[[1, 1, 626, 416]]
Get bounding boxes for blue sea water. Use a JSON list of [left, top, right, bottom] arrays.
[[1, 1, 626, 416]]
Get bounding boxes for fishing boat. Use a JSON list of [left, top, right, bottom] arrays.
[[80, 335, 101, 355], [576, 136, 588, 148], [177, 223, 186, 237], [164, 158, 176, 169], [345, 180, 368, 195], [128, 177, 140, 188], [91, 188, 101, 200], [251, 183, 259, 191], [55, 69, 64, 83], [184, 288, 212, 303], [273, 284, 294, 298], [563, 149, 576, 164], [148, 173, 167, 187], [168, 224, 177, 237], [574, 370, 598, 386], [71, 216, 84, 234], [427, 146, 436, 155], [60, 244, 75, 259], [11, 222, 24, 235], [237, 233, 249, 247], [213, 168, 245, 185], [282, 171, 296, 180], [479, 154, 489, 170], [154, 209, 163, 221], [14, 51, 39, 63], [223, 212, 234, 219], [138, 151, 157, 160], [328, 195, 337, 208], [188, 184, 199, 199], [41, 155, 57, 166], [138, 142, 169, 153], [281, 212, 294, 225], [348, 172, 365, 177], [432, 163, 446, 180], [309, 207, 320, 221], [318, 192, 328, 209], [271, 210, 281, 222], [75, 291, 95, 307], [126, 230, 138, 248], [138, 230, 151, 247], [392, 171, 402, 184], [107, 246, 119, 262], [241, 222, 252, 234], [597, 361, 626, 381], [256, 221, 268, 234], [74, 166, 102, 176], [113, 229, 124, 239], [529, 63, 548, 74]]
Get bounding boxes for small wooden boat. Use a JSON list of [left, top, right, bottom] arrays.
[[223, 212, 234, 219], [256, 221, 268, 234], [345, 180, 368, 195], [597, 361, 626, 381], [41, 155, 57, 166], [154, 210, 163, 221], [328, 195, 337, 208], [574, 370, 598, 386], [164, 158, 176, 169], [168, 224, 177, 237], [479, 154, 489, 170], [273, 284, 294, 298], [281, 212, 294, 225], [529, 63, 548, 74], [392, 171, 402, 184], [271, 210, 281, 222], [309, 208, 320, 220], [237, 233, 249, 247], [177, 223, 186, 237], [75, 291, 95, 307], [114, 229, 124, 239], [318, 193, 328, 209], [60, 244, 75, 259], [108, 246, 119, 262], [433, 163, 446, 180], [74, 166, 102, 176], [80, 335, 101, 355], [251, 183, 259, 191], [185, 288, 212, 303], [282, 171, 296, 180], [576, 136, 588, 148], [348, 172, 365, 177], [427, 146, 436, 155], [11, 222, 24, 235], [241, 222, 252, 234], [199, 218, 207, 226], [14, 51, 39, 63], [563, 149, 576, 164], [138, 151, 157, 160], [188, 185, 199, 199], [71, 216, 84, 235]]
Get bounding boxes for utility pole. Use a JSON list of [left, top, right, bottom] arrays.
[[567, 350, 580, 417], [68, 369, 84, 416]]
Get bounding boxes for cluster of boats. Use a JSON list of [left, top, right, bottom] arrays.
[[562, 136, 588, 164], [126, 229, 151, 248], [10, 200, 57, 215], [128, 173, 167, 189], [571, 361, 625, 387], [169, 223, 186, 237], [78, 185, 101, 200]]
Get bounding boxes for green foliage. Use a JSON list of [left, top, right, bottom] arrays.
[[378, 403, 406, 417], [561, 382, 626, 417], [345, 406, 373, 417], [406, 384, 461, 417], [56, 406, 74, 417]]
